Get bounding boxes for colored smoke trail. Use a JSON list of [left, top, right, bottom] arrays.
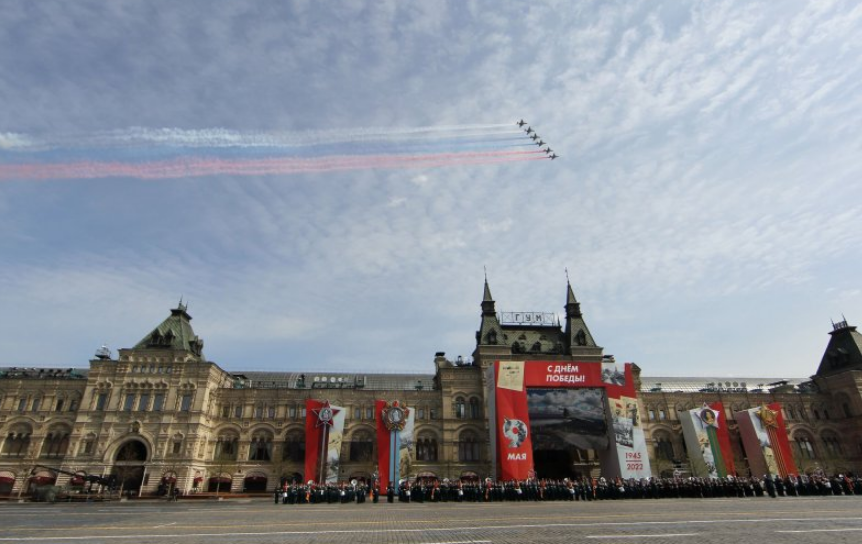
[[0, 123, 553, 181], [1, 150, 547, 181]]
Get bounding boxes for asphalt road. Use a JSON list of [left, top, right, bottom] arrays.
[[1, 496, 860, 544]]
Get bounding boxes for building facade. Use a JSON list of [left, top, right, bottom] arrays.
[[2, 282, 861, 495]]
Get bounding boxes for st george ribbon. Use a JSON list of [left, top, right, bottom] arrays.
[[305, 400, 345, 484], [735, 402, 798, 478], [376, 400, 415, 490]]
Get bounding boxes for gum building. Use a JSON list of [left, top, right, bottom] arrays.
[[1, 281, 861, 495]]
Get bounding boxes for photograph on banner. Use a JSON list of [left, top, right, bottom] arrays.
[[398, 408, 416, 479], [601, 361, 626, 386], [527, 388, 608, 451], [325, 408, 346, 483], [610, 397, 635, 448]]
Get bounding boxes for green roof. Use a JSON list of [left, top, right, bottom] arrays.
[[132, 303, 205, 358]]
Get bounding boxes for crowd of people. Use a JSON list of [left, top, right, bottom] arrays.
[[274, 473, 862, 504]]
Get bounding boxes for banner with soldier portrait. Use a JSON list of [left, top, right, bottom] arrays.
[[304, 399, 346, 484], [680, 402, 735, 478]]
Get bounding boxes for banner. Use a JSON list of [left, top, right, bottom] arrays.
[[304, 399, 346, 484], [376, 400, 414, 490], [610, 395, 652, 478], [494, 361, 535, 480], [736, 403, 797, 478], [679, 403, 736, 478]]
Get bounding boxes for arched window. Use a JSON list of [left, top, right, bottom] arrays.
[[794, 433, 816, 460], [2, 425, 32, 457], [214, 433, 239, 461], [454, 397, 465, 419], [41, 428, 70, 458], [416, 433, 438, 462], [457, 431, 480, 462], [249, 431, 273, 461], [653, 431, 675, 461], [469, 398, 481, 419], [821, 432, 842, 457], [349, 430, 373, 462], [282, 431, 305, 462]]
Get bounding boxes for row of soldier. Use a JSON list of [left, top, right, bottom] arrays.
[[274, 473, 861, 504]]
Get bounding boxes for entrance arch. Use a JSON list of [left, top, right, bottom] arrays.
[[112, 439, 148, 493]]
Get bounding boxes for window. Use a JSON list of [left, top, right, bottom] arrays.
[[55, 399, 65, 412], [822, 433, 842, 457], [365, 407, 373, 419], [349, 431, 373, 462], [96, 393, 108, 411], [180, 394, 192, 412], [249, 434, 272, 461], [795, 434, 816, 459], [654, 433, 675, 461], [41, 432, 70, 458], [82, 439, 94, 455], [69, 399, 78, 411], [353, 408, 361, 419], [222, 405, 230, 418], [659, 410, 667, 421], [215, 436, 239, 461], [17, 398, 26, 412], [283, 432, 305, 462], [234, 405, 243, 418], [469, 398, 481, 419], [172, 441, 182, 454], [786, 407, 795, 420], [138, 394, 150, 412], [648, 409, 656, 420], [124, 394, 135, 411], [429, 408, 437, 420], [454, 397, 465, 419], [300, 408, 306, 418], [153, 394, 165, 412], [2, 430, 30, 457], [458, 432, 480, 462], [268, 406, 276, 419], [255, 405, 263, 419], [289, 406, 297, 419], [843, 403, 852, 418], [418, 408, 425, 420], [416, 435, 438, 461]]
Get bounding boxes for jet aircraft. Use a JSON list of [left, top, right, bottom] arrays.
[[549, 153, 558, 160], [525, 127, 534, 134], [516, 119, 527, 127], [535, 140, 545, 146], [530, 133, 539, 140]]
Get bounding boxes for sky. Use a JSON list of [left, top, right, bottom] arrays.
[[1, 0, 861, 379]]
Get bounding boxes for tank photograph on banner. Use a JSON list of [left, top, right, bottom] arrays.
[[527, 388, 609, 451]]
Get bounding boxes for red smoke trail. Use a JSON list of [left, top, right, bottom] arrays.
[[0, 150, 547, 181]]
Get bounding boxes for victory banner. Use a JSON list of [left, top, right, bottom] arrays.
[[736, 403, 797, 478], [679, 402, 736, 478], [305, 399, 346, 484], [376, 400, 415, 491], [609, 394, 652, 479], [494, 361, 535, 480]]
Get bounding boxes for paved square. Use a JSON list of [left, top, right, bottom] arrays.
[[1, 496, 861, 544]]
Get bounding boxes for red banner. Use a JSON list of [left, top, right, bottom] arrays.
[[709, 402, 737, 477], [304, 399, 324, 484], [736, 403, 798, 478], [375, 399, 391, 491], [494, 362, 534, 480]]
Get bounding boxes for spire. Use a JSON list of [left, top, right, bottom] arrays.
[[481, 276, 496, 315], [565, 280, 581, 318]]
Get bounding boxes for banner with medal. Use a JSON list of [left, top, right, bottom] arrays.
[[494, 361, 536, 481], [680, 402, 735, 478], [375, 400, 415, 491], [304, 399, 346, 484], [735, 402, 797, 478]]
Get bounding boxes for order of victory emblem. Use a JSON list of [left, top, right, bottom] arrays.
[[382, 401, 409, 432], [756, 404, 778, 428]]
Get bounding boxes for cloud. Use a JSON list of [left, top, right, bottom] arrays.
[[1, 1, 861, 379]]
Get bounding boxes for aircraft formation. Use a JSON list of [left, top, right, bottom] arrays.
[[516, 119, 558, 159]]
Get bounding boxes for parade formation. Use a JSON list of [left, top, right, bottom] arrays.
[[274, 474, 862, 505]]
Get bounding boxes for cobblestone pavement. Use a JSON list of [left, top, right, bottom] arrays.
[[1, 496, 861, 544]]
